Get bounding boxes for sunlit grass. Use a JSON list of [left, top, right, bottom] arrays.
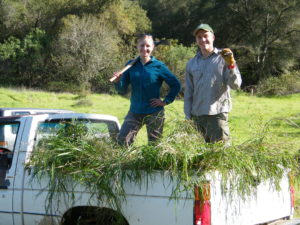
[[1, 87, 300, 215], [0, 87, 298, 152]]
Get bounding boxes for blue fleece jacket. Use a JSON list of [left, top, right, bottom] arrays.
[[115, 56, 181, 114]]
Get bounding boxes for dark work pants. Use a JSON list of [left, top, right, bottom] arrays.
[[117, 110, 165, 146], [191, 113, 230, 144]]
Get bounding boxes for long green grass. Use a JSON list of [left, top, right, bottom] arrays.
[[29, 119, 298, 213]]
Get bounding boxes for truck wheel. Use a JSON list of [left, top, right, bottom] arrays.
[[62, 207, 129, 225]]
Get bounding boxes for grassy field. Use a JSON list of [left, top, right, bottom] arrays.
[[1, 86, 300, 214], [1, 87, 299, 147]]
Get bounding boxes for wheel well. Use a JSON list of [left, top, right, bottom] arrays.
[[61, 206, 129, 225]]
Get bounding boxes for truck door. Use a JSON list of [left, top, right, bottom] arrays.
[[12, 116, 62, 225], [0, 117, 25, 225]]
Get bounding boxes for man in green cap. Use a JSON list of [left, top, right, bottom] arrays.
[[184, 23, 242, 144]]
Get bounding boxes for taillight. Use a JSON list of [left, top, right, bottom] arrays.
[[194, 199, 202, 225], [194, 186, 201, 225], [194, 183, 211, 225], [289, 173, 295, 215]]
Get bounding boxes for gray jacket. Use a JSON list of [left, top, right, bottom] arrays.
[[184, 48, 242, 119]]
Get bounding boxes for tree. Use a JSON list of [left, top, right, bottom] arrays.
[[139, 0, 300, 87], [49, 0, 151, 93], [0, 0, 151, 92], [222, 0, 300, 77], [0, 28, 47, 86], [50, 14, 122, 92], [138, 0, 197, 44], [0, 0, 118, 40]]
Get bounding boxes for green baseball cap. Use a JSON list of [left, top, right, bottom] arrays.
[[193, 24, 214, 35]]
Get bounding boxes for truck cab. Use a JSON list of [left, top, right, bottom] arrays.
[[0, 108, 74, 153], [0, 113, 125, 225]]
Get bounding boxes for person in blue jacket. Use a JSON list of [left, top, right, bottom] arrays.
[[111, 34, 181, 146]]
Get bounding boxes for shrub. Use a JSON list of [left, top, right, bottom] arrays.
[[154, 40, 196, 96], [256, 70, 300, 96]]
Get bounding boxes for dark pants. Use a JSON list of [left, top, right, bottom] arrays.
[[118, 110, 165, 146], [191, 113, 230, 144]]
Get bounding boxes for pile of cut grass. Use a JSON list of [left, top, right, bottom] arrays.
[[29, 119, 300, 212]]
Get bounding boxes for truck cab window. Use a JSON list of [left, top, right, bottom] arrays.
[[0, 123, 19, 188], [35, 119, 118, 146]]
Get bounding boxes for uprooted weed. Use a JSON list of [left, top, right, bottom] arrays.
[[28, 119, 299, 212]]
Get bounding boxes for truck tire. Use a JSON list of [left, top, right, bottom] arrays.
[[62, 206, 129, 225]]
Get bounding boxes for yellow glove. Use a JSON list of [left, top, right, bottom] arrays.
[[221, 48, 235, 66]]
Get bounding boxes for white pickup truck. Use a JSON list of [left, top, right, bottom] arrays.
[[0, 112, 295, 225]]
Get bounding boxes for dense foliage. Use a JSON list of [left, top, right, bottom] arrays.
[[29, 119, 299, 211], [139, 0, 300, 88], [256, 70, 300, 96], [0, 0, 151, 92], [0, 0, 299, 94]]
